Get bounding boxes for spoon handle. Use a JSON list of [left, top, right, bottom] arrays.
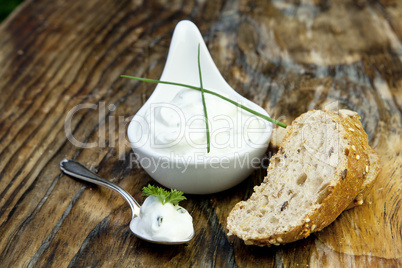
[[60, 159, 141, 217]]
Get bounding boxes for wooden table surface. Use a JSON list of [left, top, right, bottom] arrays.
[[0, 0, 401, 267]]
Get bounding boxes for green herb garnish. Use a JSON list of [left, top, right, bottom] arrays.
[[121, 75, 287, 128], [197, 44, 211, 153], [120, 47, 287, 129], [142, 184, 186, 205]]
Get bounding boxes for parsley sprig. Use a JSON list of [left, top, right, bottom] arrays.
[[142, 184, 186, 205]]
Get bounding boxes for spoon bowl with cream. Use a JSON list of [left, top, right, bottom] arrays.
[[126, 20, 274, 194], [60, 159, 194, 245]]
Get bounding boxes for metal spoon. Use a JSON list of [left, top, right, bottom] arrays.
[[59, 159, 194, 245]]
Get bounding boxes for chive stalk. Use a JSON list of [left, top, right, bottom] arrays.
[[197, 44, 211, 153], [120, 75, 287, 128]]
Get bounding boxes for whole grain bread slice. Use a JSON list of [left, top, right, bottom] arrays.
[[227, 110, 373, 246], [270, 109, 381, 209]]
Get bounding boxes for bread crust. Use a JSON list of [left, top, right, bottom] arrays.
[[345, 147, 381, 209], [227, 110, 374, 246]]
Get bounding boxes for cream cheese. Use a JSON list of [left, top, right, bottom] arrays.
[[139, 88, 266, 157], [130, 196, 193, 242]]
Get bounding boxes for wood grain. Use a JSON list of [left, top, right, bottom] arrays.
[[0, 0, 400, 267]]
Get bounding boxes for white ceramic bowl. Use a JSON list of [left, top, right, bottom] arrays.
[[127, 20, 272, 194]]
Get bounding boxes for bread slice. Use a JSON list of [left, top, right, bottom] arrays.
[[270, 110, 381, 209], [227, 110, 372, 246]]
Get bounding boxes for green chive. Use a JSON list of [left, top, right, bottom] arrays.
[[198, 44, 211, 153], [120, 75, 287, 128]]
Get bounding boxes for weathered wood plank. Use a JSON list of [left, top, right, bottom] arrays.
[[0, 0, 400, 267]]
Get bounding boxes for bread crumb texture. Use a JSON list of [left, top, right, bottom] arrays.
[[227, 110, 379, 246]]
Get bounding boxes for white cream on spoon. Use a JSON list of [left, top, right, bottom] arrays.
[[130, 195, 193, 242], [60, 160, 194, 244]]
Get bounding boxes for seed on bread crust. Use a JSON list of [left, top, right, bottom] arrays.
[[341, 169, 347, 179]]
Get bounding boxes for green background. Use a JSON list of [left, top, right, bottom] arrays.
[[0, 0, 24, 22]]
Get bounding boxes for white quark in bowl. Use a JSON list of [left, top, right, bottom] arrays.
[[127, 20, 273, 194]]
